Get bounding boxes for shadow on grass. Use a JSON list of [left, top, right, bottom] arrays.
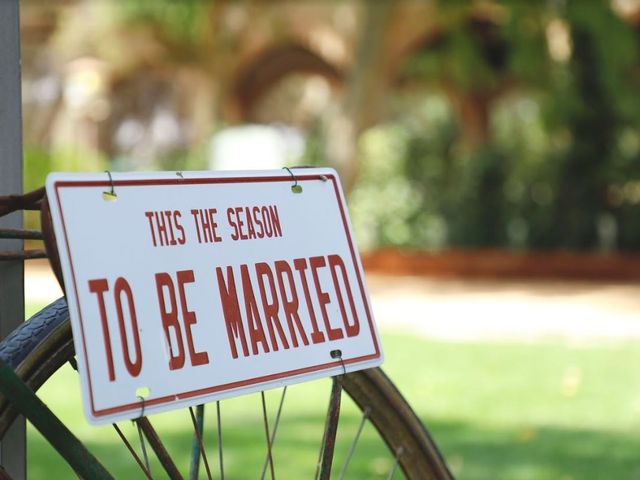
[[27, 410, 640, 480], [28, 411, 403, 479], [22, 329, 640, 479], [427, 418, 640, 480]]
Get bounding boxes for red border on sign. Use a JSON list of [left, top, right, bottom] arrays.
[[53, 173, 381, 418]]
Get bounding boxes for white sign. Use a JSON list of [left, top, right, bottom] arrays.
[[46, 169, 382, 424]]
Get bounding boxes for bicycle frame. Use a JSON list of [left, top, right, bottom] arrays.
[[0, 189, 106, 476], [0, 356, 111, 479]]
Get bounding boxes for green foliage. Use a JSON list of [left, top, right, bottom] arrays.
[[544, 3, 640, 250], [402, 26, 501, 93], [446, 146, 509, 247], [23, 146, 52, 196], [352, 2, 640, 252], [155, 146, 209, 172], [115, 0, 209, 57], [23, 145, 107, 228], [350, 93, 512, 250], [24, 145, 107, 191], [501, 4, 550, 83], [383, 335, 640, 480], [296, 121, 328, 168]]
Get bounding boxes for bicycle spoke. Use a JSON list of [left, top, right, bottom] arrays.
[[386, 447, 404, 480], [137, 417, 183, 480], [113, 423, 153, 480], [261, 391, 276, 480], [189, 404, 205, 480], [316, 377, 343, 480], [260, 387, 287, 480], [216, 401, 225, 480], [189, 406, 213, 480], [337, 406, 371, 480], [3, 279, 452, 480]]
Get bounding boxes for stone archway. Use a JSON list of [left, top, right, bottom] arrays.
[[232, 43, 344, 122]]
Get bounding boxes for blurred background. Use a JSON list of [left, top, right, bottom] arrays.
[[19, 0, 640, 254], [15, 0, 640, 479]]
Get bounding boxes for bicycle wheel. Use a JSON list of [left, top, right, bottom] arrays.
[[0, 299, 452, 479]]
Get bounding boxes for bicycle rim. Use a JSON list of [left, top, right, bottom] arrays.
[[0, 299, 452, 479]]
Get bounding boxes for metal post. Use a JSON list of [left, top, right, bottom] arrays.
[[0, 1, 26, 478]]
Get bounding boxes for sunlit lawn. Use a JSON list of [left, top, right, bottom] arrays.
[[23, 301, 640, 479]]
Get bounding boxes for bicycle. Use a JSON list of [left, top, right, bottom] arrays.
[[0, 184, 453, 479]]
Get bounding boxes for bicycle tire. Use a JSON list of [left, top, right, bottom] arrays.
[[0, 299, 452, 479]]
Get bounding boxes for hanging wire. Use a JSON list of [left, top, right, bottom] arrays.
[[136, 420, 151, 475], [102, 170, 117, 201]]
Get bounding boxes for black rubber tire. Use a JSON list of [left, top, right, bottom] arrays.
[[0, 299, 452, 479]]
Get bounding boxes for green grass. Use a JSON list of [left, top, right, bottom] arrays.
[[380, 337, 640, 480], [21, 301, 640, 479]]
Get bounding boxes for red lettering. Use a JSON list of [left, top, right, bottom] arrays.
[[177, 270, 209, 366], [155, 272, 186, 370], [275, 260, 309, 348], [202, 209, 215, 242], [235, 207, 248, 240], [144, 211, 158, 247], [208, 208, 222, 242], [228, 208, 239, 241], [269, 205, 282, 237], [113, 277, 143, 377], [310, 256, 343, 341], [164, 211, 177, 246], [227, 205, 282, 241], [294, 258, 325, 344], [174, 211, 186, 245], [328, 254, 359, 337], [155, 211, 169, 246], [89, 278, 143, 380], [261, 206, 273, 237], [216, 266, 249, 358], [89, 278, 115, 381], [256, 262, 289, 351], [192, 209, 222, 244], [146, 210, 185, 247], [241, 264, 269, 354], [191, 209, 203, 243], [253, 206, 264, 238], [245, 207, 257, 239]]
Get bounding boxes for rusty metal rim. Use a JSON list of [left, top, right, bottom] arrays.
[[0, 313, 453, 480]]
